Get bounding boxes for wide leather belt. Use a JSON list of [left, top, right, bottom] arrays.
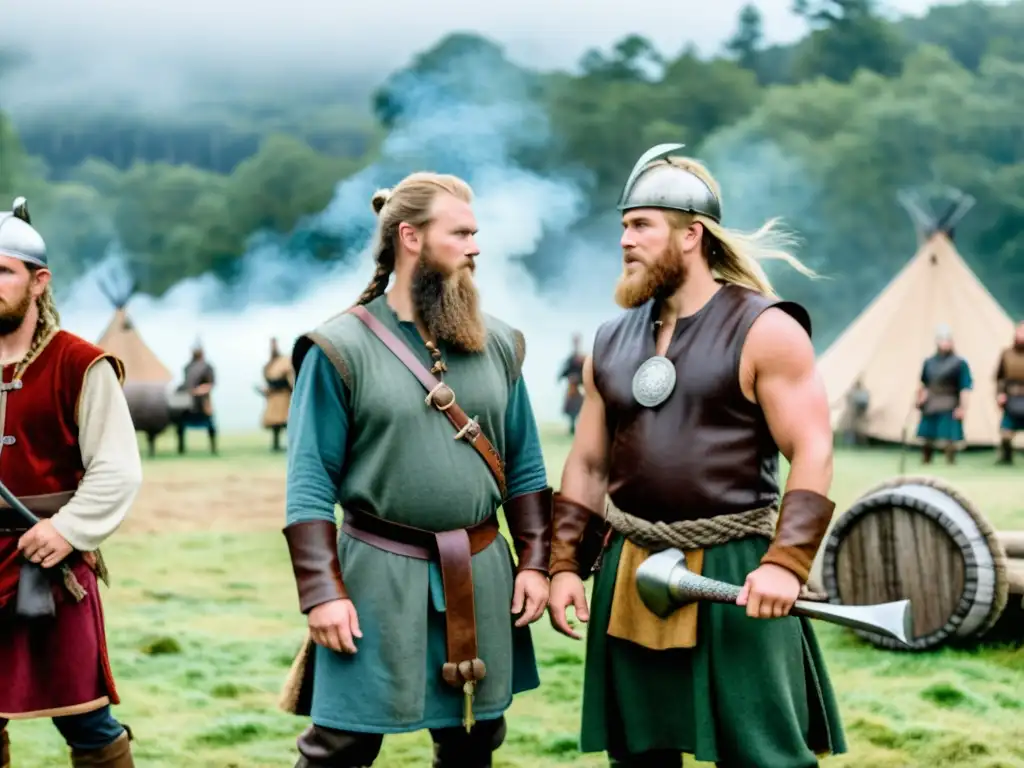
[[0, 491, 76, 534], [340, 506, 498, 691]]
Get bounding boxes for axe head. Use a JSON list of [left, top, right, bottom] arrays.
[[635, 547, 689, 619]]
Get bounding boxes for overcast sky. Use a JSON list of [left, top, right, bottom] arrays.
[[2, 0, 953, 114]]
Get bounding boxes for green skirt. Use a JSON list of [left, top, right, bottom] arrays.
[[580, 534, 847, 766], [1001, 410, 1024, 432], [917, 411, 964, 441]]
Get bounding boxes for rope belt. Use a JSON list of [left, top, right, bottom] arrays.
[[604, 502, 778, 551]]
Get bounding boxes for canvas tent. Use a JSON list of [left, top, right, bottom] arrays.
[[96, 279, 172, 384], [818, 191, 1019, 449]]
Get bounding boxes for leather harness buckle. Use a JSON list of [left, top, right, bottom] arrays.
[[454, 417, 481, 443], [425, 382, 456, 411]]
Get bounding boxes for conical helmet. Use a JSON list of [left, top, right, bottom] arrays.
[[616, 143, 722, 223], [0, 197, 47, 268]]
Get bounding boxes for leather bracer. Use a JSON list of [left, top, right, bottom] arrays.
[[504, 487, 553, 574], [283, 519, 348, 613], [550, 492, 602, 577], [760, 489, 836, 583]]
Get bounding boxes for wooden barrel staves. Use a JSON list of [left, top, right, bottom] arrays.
[[820, 476, 1018, 651]]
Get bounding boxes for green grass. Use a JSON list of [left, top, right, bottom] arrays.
[[7, 428, 1023, 767]]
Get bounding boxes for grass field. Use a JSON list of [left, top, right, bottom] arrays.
[[8, 428, 1024, 767]]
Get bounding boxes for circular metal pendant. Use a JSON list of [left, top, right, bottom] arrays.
[[632, 355, 677, 408]]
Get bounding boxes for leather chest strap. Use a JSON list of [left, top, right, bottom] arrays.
[[341, 508, 497, 688], [347, 306, 507, 499]]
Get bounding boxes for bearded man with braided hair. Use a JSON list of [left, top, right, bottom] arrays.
[[0, 198, 143, 767], [547, 145, 847, 767], [279, 172, 552, 767]]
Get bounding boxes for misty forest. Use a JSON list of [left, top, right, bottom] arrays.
[[2, 0, 1024, 349]]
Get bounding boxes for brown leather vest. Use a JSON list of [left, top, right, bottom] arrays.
[[592, 283, 811, 524], [1000, 346, 1024, 395]]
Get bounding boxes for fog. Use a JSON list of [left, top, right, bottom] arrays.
[[2, 0, 947, 116]]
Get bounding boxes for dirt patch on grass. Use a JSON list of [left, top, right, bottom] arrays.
[[121, 465, 287, 535]]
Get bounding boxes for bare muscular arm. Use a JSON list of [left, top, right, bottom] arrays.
[[742, 307, 833, 500], [558, 355, 610, 513], [737, 307, 837, 617], [548, 355, 607, 638]]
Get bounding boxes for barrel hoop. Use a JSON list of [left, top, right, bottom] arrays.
[[822, 474, 1008, 650]]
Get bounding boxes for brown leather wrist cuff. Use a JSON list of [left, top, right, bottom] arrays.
[[550, 492, 600, 576], [760, 489, 836, 583], [504, 487, 553, 574], [283, 519, 348, 613]]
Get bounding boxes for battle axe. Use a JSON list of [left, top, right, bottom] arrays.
[[0, 479, 69, 619], [635, 548, 913, 647]]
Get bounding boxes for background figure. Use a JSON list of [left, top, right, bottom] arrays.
[[916, 325, 972, 464], [558, 333, 585, 435], [995, 320, 1024, 465], [842, 378, 870, 447], [258, 336, 294, 452], [174, 341, 217, 455]]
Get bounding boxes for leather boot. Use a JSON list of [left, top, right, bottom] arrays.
[[431, 717, 506, 768], [998, 438, 1013, 465], [432, 743, 492, 768], [69, 728, 134, 767], [922, 444, 933, 464], [2, 729, 10, 768], [945, 444, 957, 464]]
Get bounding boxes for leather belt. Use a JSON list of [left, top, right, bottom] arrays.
[[341, 506, 498, 691], [0, 491, 76, 534]]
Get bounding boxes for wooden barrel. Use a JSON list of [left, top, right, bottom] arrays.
[[820, 475, 1010, 651]]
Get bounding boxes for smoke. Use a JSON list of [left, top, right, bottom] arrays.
[[697, 120, 841, 345], [55, 49, 623, 434], [50, 38, 840, 438]]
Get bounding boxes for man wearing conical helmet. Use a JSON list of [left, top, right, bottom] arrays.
[[0, 198, 142, 766], [547, 145, 847, 766], [914, 324, 972, 464]]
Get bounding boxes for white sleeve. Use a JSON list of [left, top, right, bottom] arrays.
[[49, 361, 144, 551]]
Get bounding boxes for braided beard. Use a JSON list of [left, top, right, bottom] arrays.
[[0, 287, 33, 337], [411, 247, 486, 354]]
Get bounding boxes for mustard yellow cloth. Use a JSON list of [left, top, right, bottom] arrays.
[[607, 540, 704, 650]]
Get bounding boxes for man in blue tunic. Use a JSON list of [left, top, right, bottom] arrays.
[[916, 325, 973, 464], [278, 172, 553, 767]]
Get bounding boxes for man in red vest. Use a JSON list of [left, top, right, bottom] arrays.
[[0, 197, 143, 767]]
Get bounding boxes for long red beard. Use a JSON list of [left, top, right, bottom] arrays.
[[613, 241, 685, 309], [411, 252, 487, 353]]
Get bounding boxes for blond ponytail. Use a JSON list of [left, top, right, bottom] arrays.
[[662, 156, 818, 296]]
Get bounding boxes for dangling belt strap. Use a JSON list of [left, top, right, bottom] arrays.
[[340, 506, 499, 687]]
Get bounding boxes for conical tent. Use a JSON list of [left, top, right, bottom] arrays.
[[818, 194, 1019, 449], [95, 280, 173, 384]]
